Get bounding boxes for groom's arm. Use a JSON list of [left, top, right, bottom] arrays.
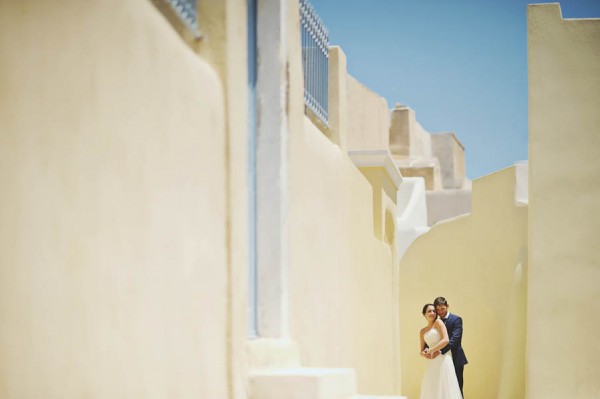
[[441, 317, 463, 355]]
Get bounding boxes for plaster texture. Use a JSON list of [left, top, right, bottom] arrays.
[[397, 163, 441, 191], [528, 4, 600, 398], [246, 0, 402, 394], [2, 0, 540, 398], [431, 132, 466, 189], [514, 161, 528, 206], [328, 46, 348, 150], [349, 150, 402, 245], [288, 115, 401, 395], [195, 1, 250, 396], [390, 105, 442, 191], [0, 1, 228, 397], [425, 189, 472, 226], [396, 178, 430, 258], [250, 367, 357, 399], [389, 105, 433, 160], [346, 75, 391, 152], [389, 104, 472, 226], [254, 0, 291, 340], [397, 178, 429, 229], [280, 20, 403, 392], [399, 167, 527, 399]]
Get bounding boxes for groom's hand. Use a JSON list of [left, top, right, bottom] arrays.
[[431, 350, 441, 359]]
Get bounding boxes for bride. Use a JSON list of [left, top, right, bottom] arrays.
[[419, 304, 463, 399]]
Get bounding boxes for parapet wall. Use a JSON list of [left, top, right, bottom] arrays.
[[528, 4, 600, 398], [346, 74, 391, 152]]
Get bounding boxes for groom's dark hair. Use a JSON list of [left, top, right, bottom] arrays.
[[433, 297, 448, 306]]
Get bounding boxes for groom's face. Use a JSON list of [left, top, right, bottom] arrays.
[[436, 305, 448, 319]]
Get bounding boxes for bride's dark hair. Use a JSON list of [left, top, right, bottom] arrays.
[[422, 303, 435, 315]]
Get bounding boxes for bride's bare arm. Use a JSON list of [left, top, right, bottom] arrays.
[[427, 319, 449, 354], [419, 329, 429, 357]]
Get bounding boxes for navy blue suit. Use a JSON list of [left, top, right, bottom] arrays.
[[441, 313, 468, 396]]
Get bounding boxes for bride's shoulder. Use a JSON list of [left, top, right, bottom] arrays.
[[420, 326, 428, 334]]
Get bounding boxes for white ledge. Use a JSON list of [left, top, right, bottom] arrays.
[[348, 150, 403, 188], [515, 160, 529, 206]]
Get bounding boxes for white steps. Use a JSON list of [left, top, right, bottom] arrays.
[[353, 396, 408, 399], [249, 367, 356, 399], [249, 366, 408, 399]]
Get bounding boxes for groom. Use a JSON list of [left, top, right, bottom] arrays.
[[432, 296, 468, 397]]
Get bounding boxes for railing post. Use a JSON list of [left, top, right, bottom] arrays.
[[328, 46, 347, 150]]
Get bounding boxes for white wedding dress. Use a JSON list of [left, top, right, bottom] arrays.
[[420, 328, 463, 399]]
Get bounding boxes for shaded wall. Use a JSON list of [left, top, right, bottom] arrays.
[[399, 167, 527, 399], [431, 133, 465, 189], [289, 118, 399, 395], [426, 189, 472, 226], [277, 1, 402, 391], [0, 1, 228, 397], [389, 106, 433, 160], [528, 4, 600, 398]]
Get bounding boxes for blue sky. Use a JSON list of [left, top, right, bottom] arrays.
[[310, 0, 600, 179]]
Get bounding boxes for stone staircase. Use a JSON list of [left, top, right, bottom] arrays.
[[250, 367, 355, 399], [249, 366, 407, 399], [247, 338, 406, 399], [354, 396, 407, 399]]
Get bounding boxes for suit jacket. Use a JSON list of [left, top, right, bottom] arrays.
[[441, 313, 468, 366]]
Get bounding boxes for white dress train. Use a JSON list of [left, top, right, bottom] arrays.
[[420, 328, 463, 399]]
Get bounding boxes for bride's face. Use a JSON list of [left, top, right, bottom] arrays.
[[424, 306, 436, 322]]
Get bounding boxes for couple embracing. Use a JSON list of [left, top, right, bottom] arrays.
[[419, 297, 468, 399]]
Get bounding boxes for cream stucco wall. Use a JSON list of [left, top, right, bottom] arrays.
[[280, 3, 402, 392], [527, 4, 600, 398], [390, 105, 441, 192], [431, 132, 465, 190], [426, 189, 472, 226], [196, 2, 250, 396], [289, 117, 400, 396], [399, 167, 527, 399], [0, 1, 229, 397], [346, 75, 391, 152], [389, 106, 433, 160], [358, 166, 400, 245], [425, 132, 470, 226]]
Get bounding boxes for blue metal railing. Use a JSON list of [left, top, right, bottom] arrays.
[[167, 0, 200, 37], [300, 0, 329, 126]]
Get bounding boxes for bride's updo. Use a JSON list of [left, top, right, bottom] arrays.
[[422, 303, 435, 315]]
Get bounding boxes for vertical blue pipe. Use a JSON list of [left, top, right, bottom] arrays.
[[247, 0, 258, 338]]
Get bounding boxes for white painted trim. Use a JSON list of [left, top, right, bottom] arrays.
[[348, 150, 403, 188], [515, 160, 529, 206]]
